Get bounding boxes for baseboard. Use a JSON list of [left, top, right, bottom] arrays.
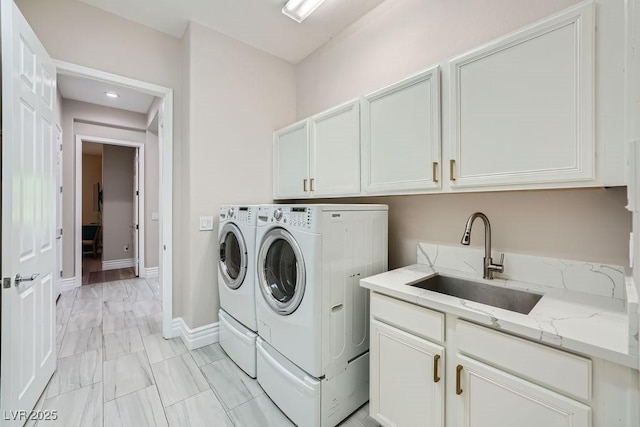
[[144, 267, 159, 278], [102, 258, 136, 271], [172, 317, 219, 350], [60, 278, 76, 292]]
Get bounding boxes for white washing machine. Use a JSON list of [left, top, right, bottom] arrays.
[[218, 205, 261, 378], [255, 204, 388, 427]]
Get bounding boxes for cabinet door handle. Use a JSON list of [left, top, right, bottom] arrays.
[[456, 364, 463, 395], [303, 179, 308, 192], [433, 354, 441, 383], [450, 159, 456, 181], [432, 162, 439, 183], [310, 178, 315, 192]]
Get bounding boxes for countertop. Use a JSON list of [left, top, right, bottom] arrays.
[[360, 244, 639, 370]]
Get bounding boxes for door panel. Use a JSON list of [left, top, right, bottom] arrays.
[[1, 3, 58, 424], [456, 355, 590, 427]]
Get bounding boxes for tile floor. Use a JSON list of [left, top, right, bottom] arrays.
[[35, 277, 379, 426]]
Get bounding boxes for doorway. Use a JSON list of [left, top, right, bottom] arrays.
[[56, 60, 175, 339], [80, 141, 141, 285]]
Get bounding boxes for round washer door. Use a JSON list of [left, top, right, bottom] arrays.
[[257, 228, 306, 315], [218, 223, 247, 290]]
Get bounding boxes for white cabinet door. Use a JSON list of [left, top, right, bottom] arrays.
[[273, 120, 310, 199], [455, 355, 590, 427], [370, 319, 444, 427], [310, 100, 360, 197], [362, 66, 441, 194], [449, 3, 595, 189]]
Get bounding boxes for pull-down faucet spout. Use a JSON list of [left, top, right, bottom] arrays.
[[460, 212, 504, 279]]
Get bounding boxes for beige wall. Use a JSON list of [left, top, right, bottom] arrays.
[[180, 23, 296, 327], [81, 152, 102, 224], [295, 0, 631, 269], [16, 0, 184, 315], [102, 145, 135, 261]]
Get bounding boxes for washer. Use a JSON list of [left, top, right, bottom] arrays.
[[218, 205, 260, 378], [255, 204, 388, 427]]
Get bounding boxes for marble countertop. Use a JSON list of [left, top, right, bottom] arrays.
[[360, 244, 639, 370]]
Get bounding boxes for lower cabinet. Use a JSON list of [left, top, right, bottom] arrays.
[[369, 292, 597, 427], [455, 354, 590, 427], [370, 319, 444, 427]]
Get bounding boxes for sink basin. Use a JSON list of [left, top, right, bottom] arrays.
[[410, 275, 542, 315]]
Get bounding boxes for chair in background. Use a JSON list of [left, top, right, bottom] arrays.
[[82, 224, 101, 259]]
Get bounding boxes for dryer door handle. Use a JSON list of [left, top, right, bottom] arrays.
[[219, 242, 226, 262]]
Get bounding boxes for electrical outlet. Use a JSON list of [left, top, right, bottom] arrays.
[[124, 245, 129, 252]]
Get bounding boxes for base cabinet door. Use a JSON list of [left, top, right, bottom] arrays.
[[455, 355, 590, 427], [370, 319, 444, 427]]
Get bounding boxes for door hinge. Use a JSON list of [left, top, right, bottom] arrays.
[[59, 271, 63, 278], [3, 277, 11, 288], [136, 224, 139, 230], [136, 190, 139, 196], [59, 186, 63, 193]]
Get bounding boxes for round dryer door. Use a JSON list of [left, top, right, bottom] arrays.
[[218, 223, 248, 290], [257, 228, 306, 315]]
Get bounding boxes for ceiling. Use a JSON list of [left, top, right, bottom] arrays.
[[78, 0, 386, 63], [58, 74, 156, 114]]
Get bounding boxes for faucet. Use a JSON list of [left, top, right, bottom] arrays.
[[460, 212, 504, 279]]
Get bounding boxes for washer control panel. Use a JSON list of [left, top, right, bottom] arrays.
[[219, 206, 254, 224]]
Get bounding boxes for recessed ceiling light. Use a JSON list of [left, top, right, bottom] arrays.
[[104, 91, 120, 99], [282, 0, 326, 23]]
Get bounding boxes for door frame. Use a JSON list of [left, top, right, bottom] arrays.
[[75, 136, 145, 283], [56, 60, 174, 338]]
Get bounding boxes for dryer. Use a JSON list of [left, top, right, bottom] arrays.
[[218, 205, 260, 378], [254, 204, 388, 427]]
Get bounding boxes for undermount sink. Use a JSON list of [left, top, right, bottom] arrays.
[[410, 275, 543, 315]]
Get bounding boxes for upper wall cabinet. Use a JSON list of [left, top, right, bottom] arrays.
[[448, 3, 595, 190], [362, 67, 441, 194], [310, 100, 360, 197], [274, 100, 360, 200], [273, 120, 310, 199]]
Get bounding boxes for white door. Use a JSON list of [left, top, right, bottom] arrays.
[[362, 66, 441, 195], [370, 319, 444, 427], [55, 126, 63, 299], [133, 148, 140, 277], [0, 2, 58, 425], [455, 355, 590, 427], [273, 120, 310, 199], [309, 100, 360, 197]]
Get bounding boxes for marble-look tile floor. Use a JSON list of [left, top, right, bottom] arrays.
[[35, 277, 379, 427]]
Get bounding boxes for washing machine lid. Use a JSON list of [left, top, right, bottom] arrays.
[[257, 228, 306, 316], [219, 222, 248, 290]]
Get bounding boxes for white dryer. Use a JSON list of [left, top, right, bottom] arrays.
[[218, 205, 260, 378], [255, 204, 388, 427]]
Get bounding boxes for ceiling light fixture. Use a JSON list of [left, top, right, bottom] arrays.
[[104, 91, 120, 99], [282, 0, 326, 23]]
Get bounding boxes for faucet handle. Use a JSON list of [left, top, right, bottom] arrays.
[[497, 253, 504, 266]]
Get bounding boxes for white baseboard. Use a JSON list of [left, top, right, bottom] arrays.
[[102, 258, 136, 271], [171, 317, 219, 350], [144, 267, 159, 278], [60, 278, 77, 292]]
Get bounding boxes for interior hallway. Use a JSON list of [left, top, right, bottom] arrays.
[[36, 277, 378, 426], [82, 255, 137, 285]]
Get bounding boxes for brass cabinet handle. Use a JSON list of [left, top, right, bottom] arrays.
[[303, 179, 308, 192], [433, 354, 441, 383], [432, 162, 439, 183], [310, 178, 315, 192], [450, 159, 456, 181], [456, 364, 463, 395]]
